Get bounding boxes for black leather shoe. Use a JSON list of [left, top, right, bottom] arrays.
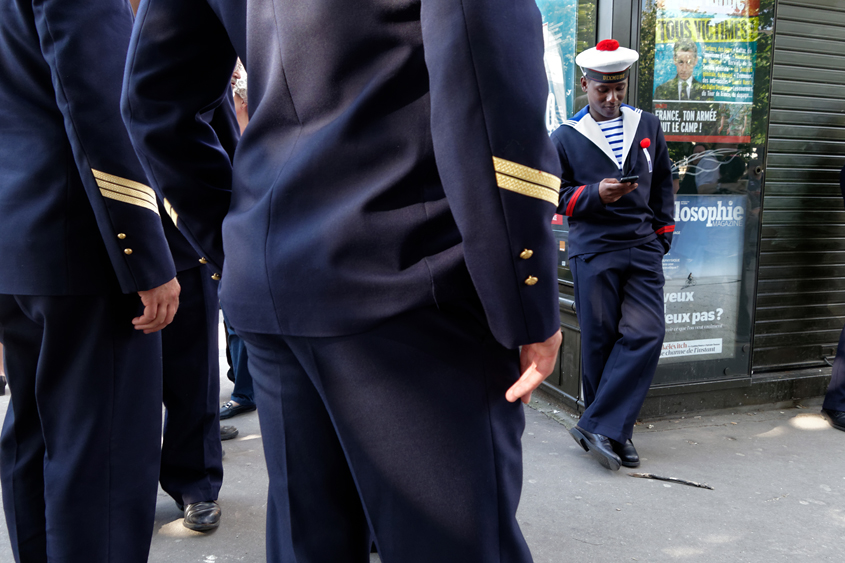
[[610, 438, 640, 468], [569, 426, 621, 471], [219, 401, 256, 420], [823, 409, 845, 432], [220, 425, 239, 441], [182, 501, 221, 532]]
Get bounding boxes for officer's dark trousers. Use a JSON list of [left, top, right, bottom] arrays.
[[238, 302, 533, 563], [160, 266, 223, 506], [571, 239, 666, 443], [823, 324, 845, 412], [0, 293, 162, 563]]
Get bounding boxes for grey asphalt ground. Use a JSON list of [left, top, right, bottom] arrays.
[[0, 318, 843, 562]]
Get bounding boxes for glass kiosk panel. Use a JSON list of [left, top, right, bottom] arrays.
[[638, 0, 774, 384]]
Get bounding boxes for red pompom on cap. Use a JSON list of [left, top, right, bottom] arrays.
[[596, 39, 620, 51], [640, 138, 651, 149]]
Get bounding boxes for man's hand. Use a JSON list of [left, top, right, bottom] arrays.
[[598, 178, 638, 205], [133, 277, 181, 334], [506, 329, 563, 404]]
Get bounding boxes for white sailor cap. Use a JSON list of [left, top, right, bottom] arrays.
[[576, 39, 639, 83]]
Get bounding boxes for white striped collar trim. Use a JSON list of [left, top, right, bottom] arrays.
[[564, 105, 642, 170]]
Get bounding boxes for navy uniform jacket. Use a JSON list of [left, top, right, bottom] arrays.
[[163, 94, 241, 273], [123, 0, 561, 349], [552, 104, 675, 258], [0, 0, 175, 295]]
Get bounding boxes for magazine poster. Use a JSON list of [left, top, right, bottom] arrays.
[[659, 194, 745, 363], [651, 0, 759, 143]]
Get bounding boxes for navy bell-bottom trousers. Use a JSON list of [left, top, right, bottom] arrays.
[[571, 238, 666, 443], [0, 293, 162, 563], [238, 302, 533, 563]]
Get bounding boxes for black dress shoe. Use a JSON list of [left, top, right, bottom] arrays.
[[569, 426, 621, 471], [182, 501, 221, 532], [220, 425, 239, 441], [823, 409, 845, 432], [610, 438, 640, 468], [219, 401, 256, 420]]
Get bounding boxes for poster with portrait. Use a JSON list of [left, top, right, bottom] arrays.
[[659, 194, 746, 363], [651, 0, 758, 143]]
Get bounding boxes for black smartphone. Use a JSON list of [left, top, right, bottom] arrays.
[[619, 174, 639, 183]]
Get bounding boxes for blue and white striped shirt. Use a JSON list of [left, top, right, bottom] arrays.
[[597, 116, 624, 168]]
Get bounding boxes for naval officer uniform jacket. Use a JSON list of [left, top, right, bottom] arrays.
[[122, 0, 560, 560], [0, 0, 176, 561], [552, 104, 674, 443]]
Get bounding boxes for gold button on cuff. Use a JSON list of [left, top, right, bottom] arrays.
[[199, 257, 208, 264], [124, 248, 133, 255], [524, 276, 538, 286], [519, 249, 534, 260], [211, 273, 221, 281], [117, 233, 126, 240]]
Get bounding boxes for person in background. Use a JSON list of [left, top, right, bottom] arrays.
[[121, 0, 562, 560], [554, 40, 674, 471], [231, 59, 248, 134], [822, 164, 845, 433], [159, 230, 225, 531], [0, 0, 180, 560], [157, 91, 241, 532], [219, 61, 255, 422], [220, 313, 255, 420]]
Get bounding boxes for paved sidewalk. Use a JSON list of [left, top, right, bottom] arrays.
[[520, 392, 843, 563], [0, 335, 843, 561]]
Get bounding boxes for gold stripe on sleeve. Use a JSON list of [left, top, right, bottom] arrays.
[[495, 174, 559, 205], [98, 187, 160, 215], [91, 169, 159, 213], [493, 157, 562, 192], [163, 198, 179, 227]]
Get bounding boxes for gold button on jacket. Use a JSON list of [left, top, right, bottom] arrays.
[[524, 276, 538, 286], [519, 249, 533, 260], [123, 248, 133, 255], [211, 273, 221, 281]]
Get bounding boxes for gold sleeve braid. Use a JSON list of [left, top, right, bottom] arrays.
[[493, 157, 561, 205], [92, 169, 159, 215], [163, 198, 179, 227]]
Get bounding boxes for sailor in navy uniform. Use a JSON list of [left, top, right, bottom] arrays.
[[822, 164, 845, 433], [552, 40, 674, 471], [157, 93, 240, 532], [0, 0, 180, 561], [122, 0, 561, 560]]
